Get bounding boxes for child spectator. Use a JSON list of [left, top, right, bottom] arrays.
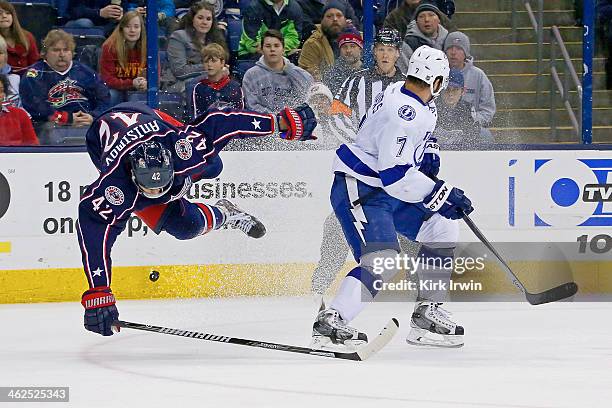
[[165, 1, 228, 92], [242, 29, 313, 113], [0, 35, 20, 107], [0, 1, 39, 74], [434, 68, 480, 145], [191, 43, 243, 120], [20, 30, 110, 140], [0, 74, 38, 146], [100, 11, 148, 105]]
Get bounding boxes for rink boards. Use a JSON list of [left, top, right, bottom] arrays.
[[0, 149, 611, 303]]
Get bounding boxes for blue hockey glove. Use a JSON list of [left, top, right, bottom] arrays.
[[419, 138, 440, 178], [277, 104, 317, 141], [420, 180, 473, 220], [81, 286, 119, 336]]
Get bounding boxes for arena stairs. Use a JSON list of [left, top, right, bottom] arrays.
[[456, 0, 612, 144]]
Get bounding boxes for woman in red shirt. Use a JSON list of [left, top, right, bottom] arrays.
[[100, 11, 148, 106], [0, 0, 40, 73], [0, 74, 38, 146]]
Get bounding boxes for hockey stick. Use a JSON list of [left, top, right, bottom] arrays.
[[461, 214, 578, 305], [112, 318, 399, 361]]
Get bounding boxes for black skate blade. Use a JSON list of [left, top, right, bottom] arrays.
[[355, 318, 399, 361], [526, 282, 578, 305]]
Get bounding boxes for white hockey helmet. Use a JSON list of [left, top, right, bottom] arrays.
[[406, 45, 450, 99]]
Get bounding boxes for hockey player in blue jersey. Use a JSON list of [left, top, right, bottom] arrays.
[[311, 46, 474, 349], [78, 101, 316, 336]]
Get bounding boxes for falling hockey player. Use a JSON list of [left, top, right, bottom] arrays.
[[78, 102, 316, 336], [311, 45, 474, 349]]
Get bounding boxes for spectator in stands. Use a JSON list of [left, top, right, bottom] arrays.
[[384, 0, 421, 39], [397, 0, 448, 73], [242, 30, 313, 113], [0, 1, 39, 74], [332, 28, 405, 130], [237, 0, 303, 61], [0, 74, 38, 146], [444, 31, 496, 138], [435, 68, 480, 145], [297, 0, 360, 40], [323, 27, 363, 93], [126, 0, 179, 34], [20, 30, 111, 142], [299, 1, 349, 80], [307, 82, 356, 148], [68, 0, 124, 36], [166, 1, 228, 92], [191, 43, 243, 119], [100, 11, 148, 106], [0, 35, 20, 107]]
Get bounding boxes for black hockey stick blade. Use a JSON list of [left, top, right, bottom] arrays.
[[526, 282, 579, 305], [112, 318, 399, 362], [462, 214, 579, 305]]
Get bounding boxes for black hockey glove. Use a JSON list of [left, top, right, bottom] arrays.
[[276, 104, 317, 141], [81, 286, 119, 336], [420, 179, 474, 220]]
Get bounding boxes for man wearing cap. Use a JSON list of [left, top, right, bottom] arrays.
[[397, 0, 449, 73], [323, 27, 364, 93], [299, 0, 350, 80], [435, 68, 480, 144], [306, 82, 357, 148], [296, 0, 360, 40], [333, 28, 406, 129], [444, 31, 496, 138]]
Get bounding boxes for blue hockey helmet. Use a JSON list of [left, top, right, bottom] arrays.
[[128, 141, 174, 199]]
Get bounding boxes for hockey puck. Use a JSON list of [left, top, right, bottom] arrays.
[[149, 270, 160, 282]]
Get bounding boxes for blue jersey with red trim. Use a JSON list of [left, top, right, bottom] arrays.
[[77, 102, 276, 288]]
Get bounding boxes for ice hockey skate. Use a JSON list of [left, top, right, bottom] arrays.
[[215, 199, 266, 238], [406, 301, 464, 348], [310, 308, 368, 351]]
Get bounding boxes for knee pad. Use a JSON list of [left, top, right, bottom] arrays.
[[159, 200, 206, 240]]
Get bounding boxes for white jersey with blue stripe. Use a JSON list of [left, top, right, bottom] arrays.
[[332, 81, 438, 203]]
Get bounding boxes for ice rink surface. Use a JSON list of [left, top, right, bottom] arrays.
[[1, 297, 611, 408]]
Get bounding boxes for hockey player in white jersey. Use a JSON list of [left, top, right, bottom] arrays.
[[311, 46, 474, 349]]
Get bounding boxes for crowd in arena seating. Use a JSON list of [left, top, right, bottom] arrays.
[[0, 0, 501, 148]]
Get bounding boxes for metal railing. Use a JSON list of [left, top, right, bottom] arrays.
[[511, 0, 544, 102], [550, 26, 583, 140]]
